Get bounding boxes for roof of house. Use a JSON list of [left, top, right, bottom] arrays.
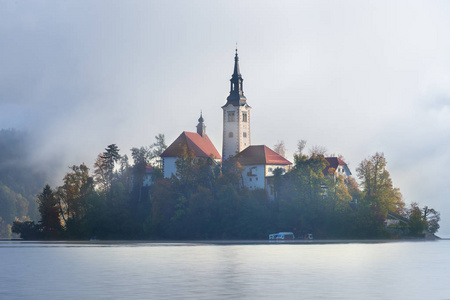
[[234, 145, 292, 166], [323, 157, 351, 175], [387, 210, 409, 224], [160, 131, 221, 160]]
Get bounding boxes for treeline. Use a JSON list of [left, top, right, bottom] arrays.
[[0, 129, 46, 237], [11, 137, 440, 240]]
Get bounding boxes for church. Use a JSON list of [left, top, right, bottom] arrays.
[[160, 50, 292, 197]]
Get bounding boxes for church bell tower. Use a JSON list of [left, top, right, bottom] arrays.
[[222, 49, 251, 160]]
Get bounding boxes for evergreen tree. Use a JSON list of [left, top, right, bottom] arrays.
[[37, 185, 63, 238]]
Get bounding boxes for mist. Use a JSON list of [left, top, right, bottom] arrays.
[[1, 1, 450, 235]]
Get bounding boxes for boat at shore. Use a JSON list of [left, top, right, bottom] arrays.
[[269, 232, 295, 240]]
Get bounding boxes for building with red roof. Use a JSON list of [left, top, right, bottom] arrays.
[[161, 51, 295, 198], [323, 157, 352, 177], [160, 114, 221, 178], [234, 145, 292, 198]]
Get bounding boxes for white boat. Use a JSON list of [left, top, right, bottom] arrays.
[[269, 232, 295, 240]]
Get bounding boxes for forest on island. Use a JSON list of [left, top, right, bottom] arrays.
[[2, 129, 440, 240]]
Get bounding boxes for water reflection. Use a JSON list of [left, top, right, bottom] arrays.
[[1, 241, 449, 299]]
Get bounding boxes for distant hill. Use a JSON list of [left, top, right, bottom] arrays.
[[0, 129, 48, 237]]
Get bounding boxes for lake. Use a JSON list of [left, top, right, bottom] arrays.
[[1, 240, 449, 299]]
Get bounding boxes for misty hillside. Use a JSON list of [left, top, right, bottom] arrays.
[[0, 129, 48, 237]]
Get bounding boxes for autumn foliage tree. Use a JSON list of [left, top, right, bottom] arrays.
[[356, 152, 404, 215]]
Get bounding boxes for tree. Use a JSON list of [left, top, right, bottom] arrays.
[[407, 203, 440, 236], [57, 164, 94, 225], [272, 167, 284, 201], [273, 140, 286, 158], [12, 220, 41, 240], [356, 152, 404, 215], [296, 140, 307, 155], [407, 203, 427, 237], [149, 134, 167, 169], [309, 145, 327, 156], [131, 147, 150, 181], [423, 206, 440, 234], [275, 153, 329, 236], [37, 185, 63, 238], [93, 144, 121, 193]]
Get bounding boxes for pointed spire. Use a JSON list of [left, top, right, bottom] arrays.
[[233, 47, 241, 77], [225, 48, 247, 106]]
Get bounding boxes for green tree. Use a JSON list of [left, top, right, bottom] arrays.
[[407, 203, 427, 237], [275, 153, 329, 237], [93, 144, 121, 193], [12, 220, 41, 240], [149, 134, 167, 169], [423, 206, 440, 234], [406, 203, 440, 236], [130, 147, 150, 194], [37, 185, 63, 238]]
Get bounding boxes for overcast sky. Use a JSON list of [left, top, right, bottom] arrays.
[[1, 0, 450, 236]]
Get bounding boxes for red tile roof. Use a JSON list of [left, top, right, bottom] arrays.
[[323, 157, 351, 175], [160, 131, 221, 160], [234, 145, 292, 166]]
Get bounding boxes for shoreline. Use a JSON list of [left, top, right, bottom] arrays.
[[0, 238, 445, 245]]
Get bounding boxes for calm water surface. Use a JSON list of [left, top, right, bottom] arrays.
[[1, 240, 449, 299]]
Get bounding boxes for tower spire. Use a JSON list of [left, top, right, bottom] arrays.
[[196, 111, 206, 137], [226, 49, 247, 106], [222, 49, 251, 160]]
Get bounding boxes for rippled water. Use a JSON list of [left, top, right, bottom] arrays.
[[1, 240, 449, 299]]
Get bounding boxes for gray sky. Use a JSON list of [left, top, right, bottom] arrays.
[[1, 0, 450, 236]]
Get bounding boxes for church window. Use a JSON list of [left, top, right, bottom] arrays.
[[243, 132, 247, 138], [228, 132, 233, 138], [242, 112, 248, 122], [228, 111, 235, 122]]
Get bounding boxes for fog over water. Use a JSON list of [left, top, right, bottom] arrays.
[[1, 1, 450, 235], [1, 240, 450, 299]]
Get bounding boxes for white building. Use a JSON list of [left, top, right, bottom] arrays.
[[233, 145, 292, 198]]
